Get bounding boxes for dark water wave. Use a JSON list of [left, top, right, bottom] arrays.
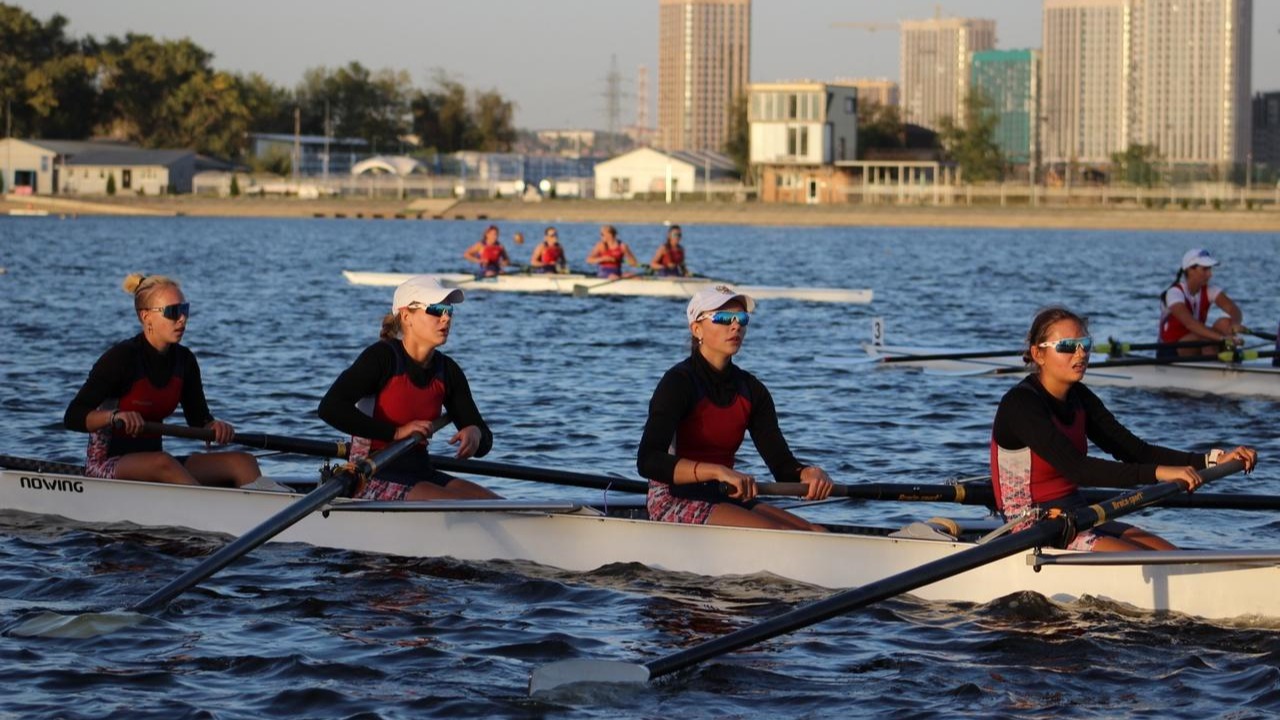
[[0, 217, 1278, 717]]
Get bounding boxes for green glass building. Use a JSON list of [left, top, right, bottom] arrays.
[[970, 49, 1039, 165]]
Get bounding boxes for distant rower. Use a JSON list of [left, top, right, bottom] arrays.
[[585, 225, 640, 278], [462, 225, 510, 277], [529, 226, 568, 274], [1158, 248, 1245, 357], [650, 225, 688, 277]]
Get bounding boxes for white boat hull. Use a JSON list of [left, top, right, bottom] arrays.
[[3, 468, 1277, 621], [343, 271, 873, 305], [860, 344, 1280, 399]]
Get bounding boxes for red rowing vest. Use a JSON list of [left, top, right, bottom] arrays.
[[105, 348, 187, 456], [1159, 283, 1210, 343], [598, 243, 625, 269], [674, 368, 752, 468], [351, 341, 446, 456], [480, 243, 505, 264], [660, 243, 684, 267], [990, 404, 1086, 514], [538, 243, 564, 264]]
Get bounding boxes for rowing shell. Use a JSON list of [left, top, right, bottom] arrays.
[[856, 344, 1280, 399], [342, 271, 873, 305], [3, 467, 1277, 621]]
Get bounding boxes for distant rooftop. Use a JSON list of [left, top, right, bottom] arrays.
[[67, 149, 195, 166], [250, 132, 369, 147]]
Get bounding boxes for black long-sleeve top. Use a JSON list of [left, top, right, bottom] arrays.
[[637, 353, 805, 501], [64, 334, 213, 431], [992, 375, 1204, 488], [318, 342, 492, 458]]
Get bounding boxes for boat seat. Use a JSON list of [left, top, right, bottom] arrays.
[[889, 517, 1003, 541]]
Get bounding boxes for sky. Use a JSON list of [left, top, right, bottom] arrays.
[[21, 0, 1280, 130]]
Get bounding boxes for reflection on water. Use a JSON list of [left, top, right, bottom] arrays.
[[0, 216, 1277, 717]]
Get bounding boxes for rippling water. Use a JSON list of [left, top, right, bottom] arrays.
[[1, 215, 1279, 718]]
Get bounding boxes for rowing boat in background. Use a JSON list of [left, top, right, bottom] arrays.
[[854, 343, 1280, 399], [3, 464, 1277, 622], [342, 270, 874, 305]]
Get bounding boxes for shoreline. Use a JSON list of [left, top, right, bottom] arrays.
[[6, 194, 1280, 233]]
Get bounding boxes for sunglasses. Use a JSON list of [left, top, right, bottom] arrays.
[[409, 302, 454, 317], [1037, 336, 1092, 354], [144, 303, 190, 320], [698, 310, 750, 327]]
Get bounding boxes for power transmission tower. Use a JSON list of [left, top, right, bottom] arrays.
[[604, 54, 623, 153]]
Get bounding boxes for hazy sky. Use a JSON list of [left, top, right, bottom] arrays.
[[22, 0, 1280, 130]]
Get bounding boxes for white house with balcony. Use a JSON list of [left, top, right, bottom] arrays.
[[748, 81, 859, 203]]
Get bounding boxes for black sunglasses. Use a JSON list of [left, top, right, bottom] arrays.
[[144, 302, 190, 320]]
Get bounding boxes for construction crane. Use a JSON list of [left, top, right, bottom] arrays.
[[829, 21, 899, 33]]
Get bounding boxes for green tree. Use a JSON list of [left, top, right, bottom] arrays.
[[722, 93, 749, 178], [411, 73, 473, 153], [0, 4, 102, 137], [295, 62, 410, 152], [235, 72, 293, 134], [936, 91, 1005, 182], [857, 100, 905, 158], [470, 88, 516, 152], [1110, 143, 1162, 187], [229, 174, 240, 197], [105, 173, 116, 195]]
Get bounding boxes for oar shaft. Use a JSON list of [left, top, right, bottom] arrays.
[[880, 349, 1025, 363], [129, 432, 424, 615], [141, 422, 351, 458], [642, 460, 1243, 681], [758, 482, 994, 505], [432, 456, 649, 494]]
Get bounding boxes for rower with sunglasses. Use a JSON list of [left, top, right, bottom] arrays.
[[637, 286, 834, 530], [529, 226, 568, 274], [64, 273, 262, 487], [319, 275, 500, 501], [991, 307, 1258, 551], [649, 225, 689, 277], [1158, 248, 1246, 358]]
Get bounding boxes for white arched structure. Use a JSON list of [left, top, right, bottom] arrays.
[[351, 155, 428, 177]]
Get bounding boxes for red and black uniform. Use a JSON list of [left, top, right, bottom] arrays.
[[533, 242, 565, 273], [319, 340, 492, 487], [991, 375, 1203, 546], [654, 242, 685, 277], [638, 354, 806, 520], [477, 243, 506, 275], [64, 334, 214, 477], [1158, 281, 1213, 346], [595, 243, 626, 277]]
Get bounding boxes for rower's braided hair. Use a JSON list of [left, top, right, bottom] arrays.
[[1024, 306, 1089, 367]]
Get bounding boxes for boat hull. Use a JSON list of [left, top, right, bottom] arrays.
[[860, 344, 1280, 399], [3, 468, 1276, 621], [343, 271, 873, 305]]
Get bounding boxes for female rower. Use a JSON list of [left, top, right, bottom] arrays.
[[1158, 248, 1245, 356], [992, 306, 1258, 551], [529, 226, 568, 274], [63, 273, 261, 487], [585, 225, 640, 278], [462, 225, 510, 277], [649, 225, 688, 277], [637, 285, 834, 530], [319, 275, 499, 501]]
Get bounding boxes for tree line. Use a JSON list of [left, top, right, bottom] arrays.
[[0, 4, 517, 161]]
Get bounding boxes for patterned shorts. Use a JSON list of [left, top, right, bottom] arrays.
[[357, 477, 413, 501], [647, 480, 716, 525]]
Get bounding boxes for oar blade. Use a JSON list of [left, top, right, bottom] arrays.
[[8, 609, 148, 639], [572, 283, 592, 298], [529, 659, 650, 695]]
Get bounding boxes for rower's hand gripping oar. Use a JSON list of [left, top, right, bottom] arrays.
[[7, 430, 431, 639], [529, 460, 1246, 695], [141, 421, 350, 459]]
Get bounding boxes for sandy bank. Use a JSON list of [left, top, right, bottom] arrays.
[[8, 195, 1280, 233]]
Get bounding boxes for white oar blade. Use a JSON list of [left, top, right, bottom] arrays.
[[529, 659, 650, 695], [8, 610, 148, 639]]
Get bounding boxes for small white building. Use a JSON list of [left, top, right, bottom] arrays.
[[63, 149, 197, 195], [748, 81, 860, 203], [594, 147, 735, 200], [0, 139, 137, 194]]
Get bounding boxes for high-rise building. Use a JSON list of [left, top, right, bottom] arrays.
[[838, 78, 900, 109], [900, 17, 996, 131], [1254, 91, 1280, 171], [657, 0, 752, 153], [971, 50, 1040, 165], [1042, 0, 1252, 169]]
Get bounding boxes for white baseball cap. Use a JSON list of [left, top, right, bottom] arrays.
[[686, 284, 756, 325], [1181, 248, 1218, 270], [392, 275, 465, 311]]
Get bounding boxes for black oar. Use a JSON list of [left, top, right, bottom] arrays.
[[8, 432, 427, 638], [964, 349, 1278, 376], [1245, 328, 1278, 342], [871, 339, 1220, 364], [1097, 338, 1226, 355], [141, 421, 349, 458], [529, 460, 1245, 694]]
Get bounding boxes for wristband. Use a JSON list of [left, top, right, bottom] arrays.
[[1206, 449, 1224, 467], [109, 410, 119, 427]]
